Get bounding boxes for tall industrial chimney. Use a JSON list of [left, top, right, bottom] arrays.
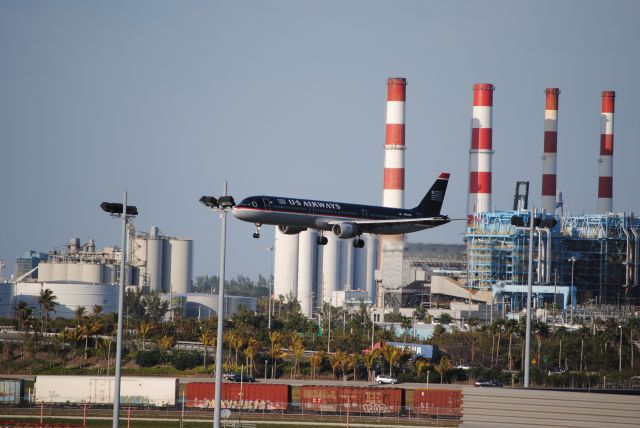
[[542, 88, 560, 213], [598, 90, 616, 213], [383, 77, 407, 208], [467, 83, 495, 223]]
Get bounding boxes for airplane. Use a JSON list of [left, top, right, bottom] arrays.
[[231, 173, 451, 248]]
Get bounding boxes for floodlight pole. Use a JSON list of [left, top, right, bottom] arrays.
[[524, 208, 535, 388], [213, 183, 229, 428], [112, 191, 128, 428]]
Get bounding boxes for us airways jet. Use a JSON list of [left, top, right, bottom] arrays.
[[231, 173, 451, 248]]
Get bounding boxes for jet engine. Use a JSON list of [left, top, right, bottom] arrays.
[[332, 222, 359, 239], [277, 225, 307, 235]]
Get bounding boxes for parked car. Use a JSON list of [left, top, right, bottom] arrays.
[[547, 367, 567, 375], [224, 372, 256, 382], [455, 364, 472, 370], [375, 375, 398, 385], [474, 379, 503, 387]]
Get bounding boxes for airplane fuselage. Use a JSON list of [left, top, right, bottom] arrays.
[[232, 195, 448, 235]]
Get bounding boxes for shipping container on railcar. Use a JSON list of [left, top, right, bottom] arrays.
[[412, 389, 462, 418], [300, 386, 402, 414], [34, 376, 178, 407], [185, 383, 288, 411], [0, 379, 24, 405]]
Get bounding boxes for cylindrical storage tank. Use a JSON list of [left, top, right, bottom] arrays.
[[352, 237, 368, 291], [321, 234, 340, 304], [365, 235, 377, 303], [273, 228, 299, 299], [146, 238, 164, 293], [37, 262, 53, 282], [82, 263, 103, 283], [103, 265, 116, 283], [0, 283, 15, 318], [51, 263, 68, 282], [168, 238, 193, 294], [162, 238, 171, 293], [297, 230, 318, 318], [67, 263, 83, 282]]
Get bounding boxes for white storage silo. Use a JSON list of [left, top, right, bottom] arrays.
[[168, 238, 193, 294], [146, 237, 164, 293], [67, 263, 83, 282], [296, 230, 317, 318], [365, 234, 378, 304], [273, 228, 299, 299], [103, 264, 116, 284], [82, 263, 103, 283], [37, 262, 53, 282], [51, 263, 68, 282], [162, 238, 172, 293], [321, 235, 340, 304]]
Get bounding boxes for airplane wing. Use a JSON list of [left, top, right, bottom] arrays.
[[328, 216, 450, 232]]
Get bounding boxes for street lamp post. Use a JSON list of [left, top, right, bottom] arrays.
[[569, 256, 577, 323], [619, 325, 623, 372], [100, 194, 138, 428], [267, 246, 274, 330], [199, 186, 235, 428]]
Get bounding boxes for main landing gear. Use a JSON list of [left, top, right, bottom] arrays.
[[253, 223, 262, 239], [316, 234, 328, 246], [353, 237, 364, 248]]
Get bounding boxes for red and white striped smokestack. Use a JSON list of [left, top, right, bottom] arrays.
[[383, 77, 406, 209], [542, 88, 560, 213], [467, 83, 494, 223], [598, 91, 615, 213]]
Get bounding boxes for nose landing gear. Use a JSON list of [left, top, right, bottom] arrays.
[[253, 223, 262, 239]]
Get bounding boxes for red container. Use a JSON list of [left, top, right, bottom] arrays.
[[300, 386, 402, 414], [412, 389, 462, 417], [185, 382, 289, 410]]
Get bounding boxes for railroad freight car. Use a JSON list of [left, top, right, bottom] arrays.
[[0, 379, 24, 405], [300, 386, 402, 414], [185, 383, 288, 411], [412, 389, 462, 418], [34, 376, 178, 407]]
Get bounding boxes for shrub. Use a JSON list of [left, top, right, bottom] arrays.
[[170, 351, 201, 370], [135, 349, 163, 367]]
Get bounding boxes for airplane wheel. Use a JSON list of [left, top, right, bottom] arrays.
[[357, 238, 365, 248], [253, 233, 260, 239], [321, 236, 328, 245]]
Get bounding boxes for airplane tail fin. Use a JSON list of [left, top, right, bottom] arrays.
[[412, 173, 450, 215]]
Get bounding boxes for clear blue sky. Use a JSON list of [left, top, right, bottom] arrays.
[[1, 1, 639, 280]]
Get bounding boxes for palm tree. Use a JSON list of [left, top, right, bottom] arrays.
[[362, 349, 380, 382], [578, 325, 590, 372], [38, 289, 57, 332], [74, 306, 86, 327], [158, 335, 175, 353], [555, 326, 567, 368], [493, 319, 505, 367], [139, 321, 154, 351], [90, 319, 104, 351], [400, 316, 412, 344], [329, 351, 345, 379], [348, 353, 360, 381], [79, 323, 90, 359], [232, 334, 245, 367], [435, 356, 451, 383], [243, 338, 261, 376], [534, 321, 550, 368], [200, 331, 215, 371], [504, 319, 518, 371], [415, 359, 428, 378], [381, 344, 400, 376], [14, 301, 33, 331], [310, 352, 324, 380], [291, 335, 305, 379], [268, 331, 285, 378]]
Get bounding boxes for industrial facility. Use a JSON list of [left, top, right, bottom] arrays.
[[272, 79, 639, 325], [2, 79, 637, 326], [0, 227, 255, 320]]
